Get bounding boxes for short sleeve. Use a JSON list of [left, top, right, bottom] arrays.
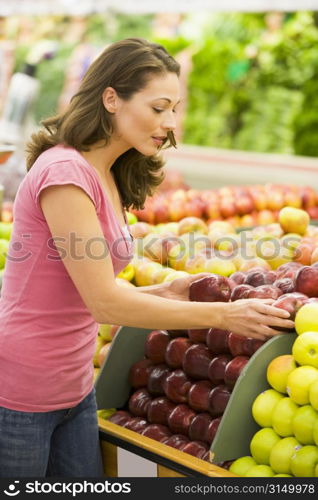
[[34, 160, 100, 213]]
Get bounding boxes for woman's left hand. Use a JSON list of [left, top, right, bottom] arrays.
[[163, 273, 211, 301]]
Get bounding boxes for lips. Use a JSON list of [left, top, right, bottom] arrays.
[[152, 136, 166, 146]]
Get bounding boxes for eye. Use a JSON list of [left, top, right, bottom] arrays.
[[153, 108, 164, 114]]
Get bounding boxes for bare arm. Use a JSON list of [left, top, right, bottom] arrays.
[[40, 185, 294, 339]]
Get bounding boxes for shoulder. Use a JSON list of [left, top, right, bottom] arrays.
[[28, 145, 102, 211]]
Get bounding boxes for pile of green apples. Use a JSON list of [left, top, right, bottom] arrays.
[[230, 301, 318, 477]]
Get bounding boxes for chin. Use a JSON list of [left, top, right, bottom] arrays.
[[135, 145, 160, 157]]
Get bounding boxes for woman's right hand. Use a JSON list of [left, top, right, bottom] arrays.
[[222, 299, 295, 340]]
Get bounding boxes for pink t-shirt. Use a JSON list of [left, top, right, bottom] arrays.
[[0, 145, 134, 411]]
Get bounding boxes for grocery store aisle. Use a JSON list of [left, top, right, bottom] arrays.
[[164, 144, 318, 190]]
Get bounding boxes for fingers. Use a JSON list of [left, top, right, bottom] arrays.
[[252, 301, 292, 319], [260, 315, 295, 329]]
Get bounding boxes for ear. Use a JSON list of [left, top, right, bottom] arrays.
[[102, 87, 119, 113]]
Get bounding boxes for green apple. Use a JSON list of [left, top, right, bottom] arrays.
[[99, 324, 112, 342], [286, 366, 318, 405], [0, 221, 12, 240], [309, 379, 318, 411], [229, 456, 257, 476], [97, 408, 116, 420], [0, 238, 9, 269], [290, 445, 318, 477], [245, 465, 275, 477], [93, 335, 106, 367], [292, 405, 318, 445], [295, 303, 318, 335], [272, 397, 299, 437], [117, 262, 135, 282], [250, 428, 281, 465], [266, 355, 297, 394], [315, 463, 318, 477], [273, 474, 293, 477], [313, 418, 318, 446], [269, 437, 302, 475], [126, 211, 138, 225], [252, 389, 284, 427], [292, 331, 318, 368]]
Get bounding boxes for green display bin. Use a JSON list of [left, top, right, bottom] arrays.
[[95, 327, 296, 465]]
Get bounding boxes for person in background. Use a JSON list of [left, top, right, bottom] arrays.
[[0, 38, 294, 477]]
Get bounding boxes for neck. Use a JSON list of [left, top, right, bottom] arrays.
[[80, 137, 130, 175]]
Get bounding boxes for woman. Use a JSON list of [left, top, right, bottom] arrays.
[[0, 38, 293, 477]]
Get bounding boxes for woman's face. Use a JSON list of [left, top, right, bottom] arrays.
[[105, 72, 180, 156]]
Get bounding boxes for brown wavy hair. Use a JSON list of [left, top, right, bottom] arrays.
[[26, 38, 180, 210]]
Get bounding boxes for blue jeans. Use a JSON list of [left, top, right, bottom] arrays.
[[0, 389, 104, 477]]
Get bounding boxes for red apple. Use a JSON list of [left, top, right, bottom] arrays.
[[167, 329, 188, 338], [276, 261, 302, 280], [230, 284, 254, 301], [141, 424, 172, 442], [182, 440, 209, 459], [228, 332, 265, 357], [201, 450, 211, 462], [208, 384, 232, 417], [145, 330, 170, 364], [272, 292, 309, 321], [294, 242, 315, 266], [165, 337, 192, 369], [208, 354, 233, 385], [147, 396, 176, 425], [187, 328, 210, 343], [182, 344, 214, 379], [129, 222, 153, 239], [244, 337, 267, 356], [224, 356, 249, 389], [128, 388, 152, 417], [189, 275, 232, 302], [300, 186, 317, 208], [162, 433, 190, 450], [235, 193, 255, 216], [273, 278, 295, 294], [108, 410, 132, 427], [163, 369, 192, 404], [129, 359, 154, 389], [295, 266, 318, 297], [228, 332, 248, 357], [206, 416, 222, 444], [147, 364, 171, 396], [167, 404, 197, 436], [188, 412, 213, 442], [230, 271, 246, 285], [219, 197, 237, 219], [244, 270, 269, 287], [248, 284, 282, 300], [188, 380, 214, 412], [124, 417, 148, 433], [206, 328, 231, 354]]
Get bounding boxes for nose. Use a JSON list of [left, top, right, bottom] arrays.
[[162, 111, 177, 132]]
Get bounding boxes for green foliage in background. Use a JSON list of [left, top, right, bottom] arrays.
[[9, 11, 318, 156], [183, 11, 318, 156]]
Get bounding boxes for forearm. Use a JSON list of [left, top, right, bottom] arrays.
[[132, 282, 169, 298], [95, 285, 226, 330]]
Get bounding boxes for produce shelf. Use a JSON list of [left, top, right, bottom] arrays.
[[98, 418, 234, 477], [95, 327, 297, 477]]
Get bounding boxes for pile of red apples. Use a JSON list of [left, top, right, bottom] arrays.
[[131, 184, 318, 227], [109, 262, 318, 462]]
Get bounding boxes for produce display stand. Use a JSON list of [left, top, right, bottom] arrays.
[[95, 326, 297, 477]]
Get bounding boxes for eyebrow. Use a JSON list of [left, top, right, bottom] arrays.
[[154, 97, 181, 105]]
